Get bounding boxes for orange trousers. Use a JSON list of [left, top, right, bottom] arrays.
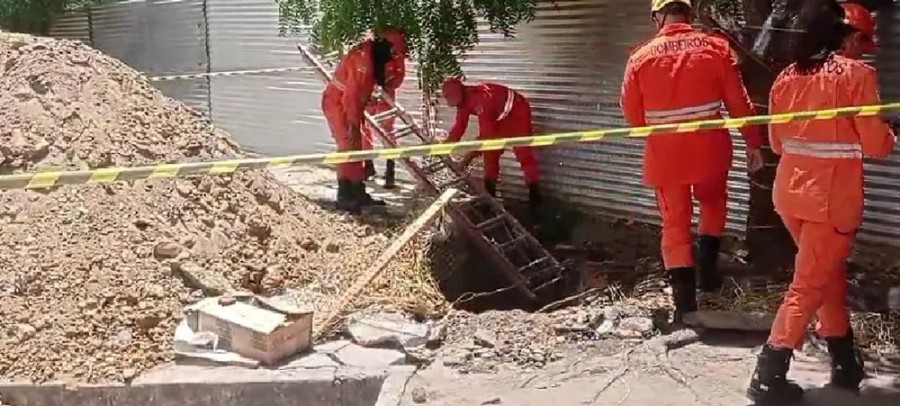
[[482, 146, 540, 184], [767, 215, 854, 349], [323, 98, 365, 181], [654, 176, 728, 269]]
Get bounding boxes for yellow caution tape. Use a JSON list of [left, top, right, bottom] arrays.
[[1, 102, 898, 190]]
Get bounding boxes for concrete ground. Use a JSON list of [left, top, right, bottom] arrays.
[[389, 331, 900, 406]]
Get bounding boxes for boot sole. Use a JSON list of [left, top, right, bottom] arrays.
[[745, 387, 803, 406]]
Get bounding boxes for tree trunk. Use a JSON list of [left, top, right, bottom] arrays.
[[738, 0, 797, 272]]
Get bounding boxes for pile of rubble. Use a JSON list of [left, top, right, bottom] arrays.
[[0, 32, 444, 384]]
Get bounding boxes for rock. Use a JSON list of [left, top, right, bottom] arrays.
[[411, 387, 428, 404], [595, 319, 616, 336], [425, 322, 445, 348], [473, 329, 497, 348], [347, 311, 430, 349], [324, 241, 340, 253], [299, 238, 319, 252], [332, 343, 406, 368], [153, 241, 183, 260], [617, 316, 655, 336], [171, 260, 232, 296], [13, 323, 37, 342], [121, 368, 138, 381], [482, 397, 502, 405]]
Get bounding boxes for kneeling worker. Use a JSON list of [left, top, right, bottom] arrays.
[[441, 77, 542, 208]]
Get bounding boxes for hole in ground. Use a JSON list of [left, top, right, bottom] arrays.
[[424, 196, 665, 313]]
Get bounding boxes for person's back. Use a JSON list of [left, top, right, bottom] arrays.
[[769, 54, 894, 231], [623, 23, 760, 185]]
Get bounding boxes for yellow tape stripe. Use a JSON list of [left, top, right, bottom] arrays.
[[1, 102, 898, 190]]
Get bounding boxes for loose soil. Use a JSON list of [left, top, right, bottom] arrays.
[[0, 32, 444, 384]]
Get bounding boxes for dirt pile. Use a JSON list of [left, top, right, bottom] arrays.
[[0, 32, 445, 384]]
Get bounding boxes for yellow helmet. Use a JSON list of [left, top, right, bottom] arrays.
[[651, 0, 691, 13]]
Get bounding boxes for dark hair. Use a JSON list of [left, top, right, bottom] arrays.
[[371, 37, 393, 87], [791, 0, 853, 71], [371, 27, 404, 88], [659, 2, 692, 18]]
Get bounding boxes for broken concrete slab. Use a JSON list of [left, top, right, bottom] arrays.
[[334, 343, 407, 368], [347, 311, 430, 349], [0, 363, 385, 406], [373, 366, 418, 406]]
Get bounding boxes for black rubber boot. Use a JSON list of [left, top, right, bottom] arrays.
[[826, 329, 865, 392], [364, 160, 377, 180], [746, 345, 804, 405], [696, 235, 723, 292], [355, 181, 386, 206], [667, 267, 698, 324], [383, 159, 397, 189], [484, 179, 498, 198], [527, 182, 543, 210], [336, 179, 362, 215]]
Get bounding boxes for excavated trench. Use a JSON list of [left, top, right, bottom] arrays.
[[424, 196, 665, 313]]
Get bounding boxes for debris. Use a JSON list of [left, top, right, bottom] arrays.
[[0, 31, 449, 384], [346, 310, 430, 349], [481, 397, 502, 405], [312, 188, 459, 340], [473, 329, 498, 349], [183, 295, 313, 365]]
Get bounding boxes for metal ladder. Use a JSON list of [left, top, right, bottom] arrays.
[[296, 44, 566, 301]]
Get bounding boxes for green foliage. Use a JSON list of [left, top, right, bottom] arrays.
[[276, 0, 539, 92], [0, 0, 108, 34]]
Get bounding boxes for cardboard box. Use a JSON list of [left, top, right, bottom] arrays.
[[185, 294, 313, 365]]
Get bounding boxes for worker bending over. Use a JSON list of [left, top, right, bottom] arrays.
[[361, 54, 404, 189], [620, 0, 764, 322], [441, 77, 542, 208], [321, 28, 407, 213], [746, 2, 895, 404]]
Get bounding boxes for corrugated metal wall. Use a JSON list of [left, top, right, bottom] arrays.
[[438, 0, 750, 235], [48, 0, 210, 116], [443, 0, 900, 248], [866, 4, 900, 247], [205, 0, 319, 155]]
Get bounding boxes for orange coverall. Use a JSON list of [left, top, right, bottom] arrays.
[[620, 23, 764, 269], [446, 82, 539, 184], [362, 57, 405, 148], [322, 41, 377, 182], [766, 55, 896, 349]]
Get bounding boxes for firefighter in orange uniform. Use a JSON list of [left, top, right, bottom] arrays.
[[441, 77, 542, 208], [620, 0, 764, 322], [362, 55, 404, 189], [746, 3, 895, 404], [322, 28, 406, 213]]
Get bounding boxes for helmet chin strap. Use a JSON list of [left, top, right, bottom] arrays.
[[653, 13, 669, 30]]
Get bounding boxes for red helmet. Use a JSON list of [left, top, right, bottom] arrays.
[[841, 2, 876, 53], [841, 3, 875, 36]]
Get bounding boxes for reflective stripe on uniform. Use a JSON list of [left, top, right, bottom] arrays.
[[781, 138, 863, 159], [644, 100, 722, 124], [497, 89, 516, 121]]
